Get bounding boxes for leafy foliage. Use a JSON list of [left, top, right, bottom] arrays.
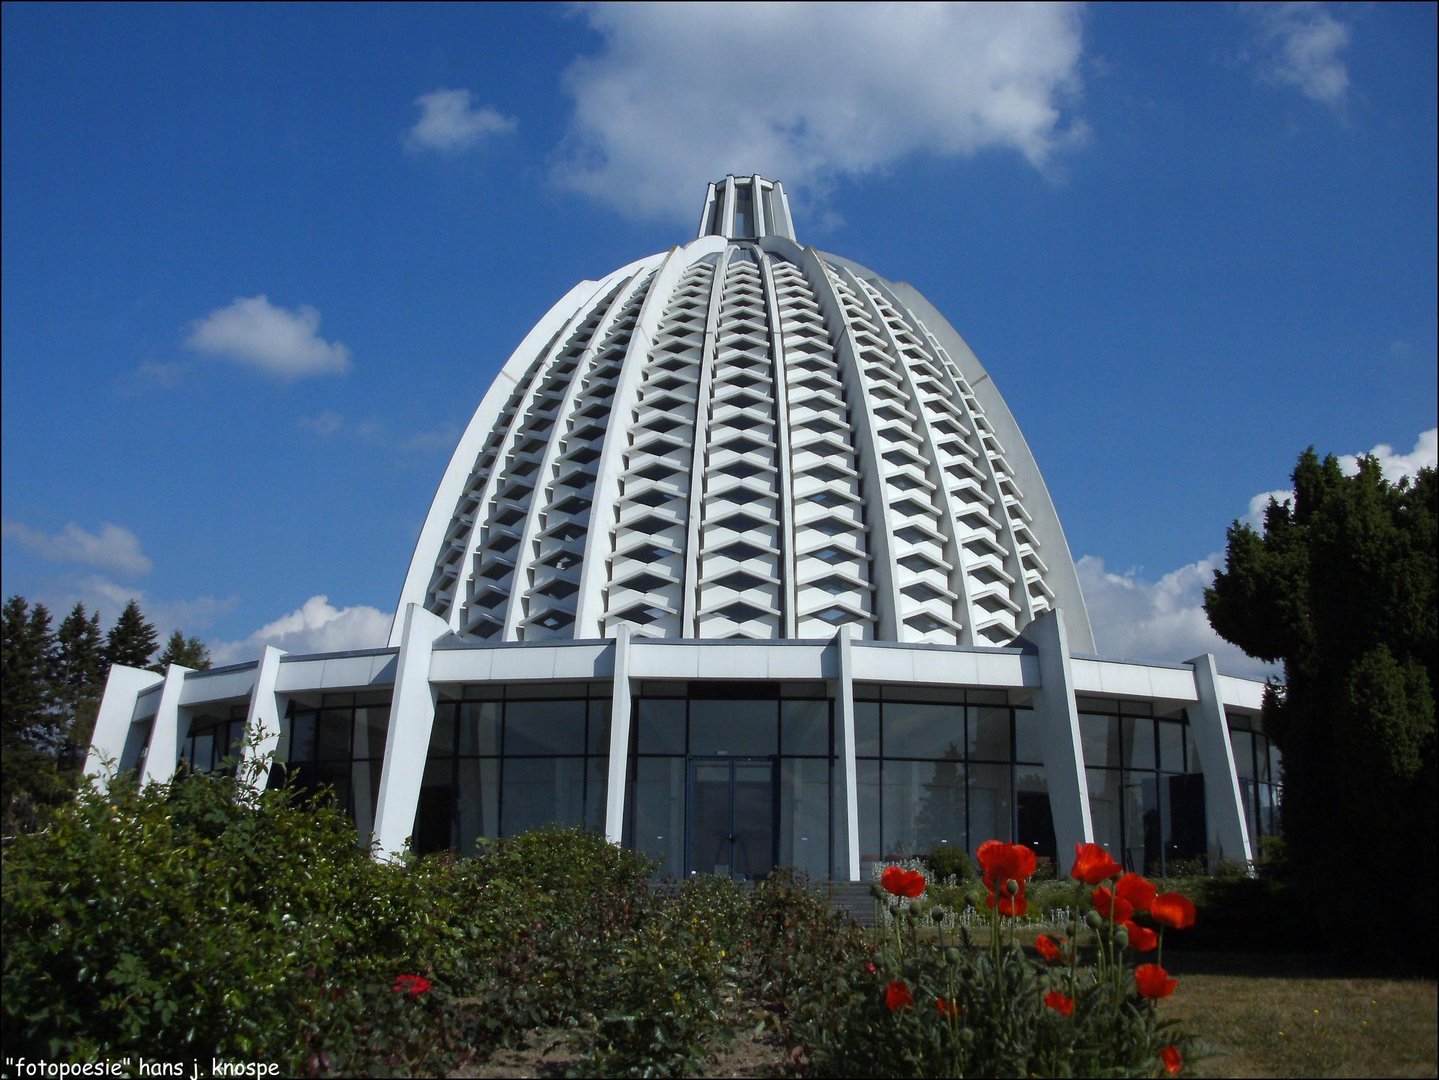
[[1204, 450, 1436, 963]]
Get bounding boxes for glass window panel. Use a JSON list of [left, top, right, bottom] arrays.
[[414, 756, 455, 854], [587, 699, 611, 755], [965, 689, 1008, 706], [584, 758, 608, 834], [1079, 713, 1119, 770], [968, 706, 1010, 762], [1253, 733, 1272, 782], [968, 762, 1013, 847], [429, 709, 455, 755], [1157, 720, 1185, 773], [459, 701, 501, 756], [780, 699, 829, 756], [630, 756, 685, 878], [905, 759, 966, 854], [781, 681, 828, 698], [509, 681, 590, 700], [1013, 708, 1041, 764], [855, 759, 880, 877], [1015, 767, 1055, 867], [884, 701, 963, 759], [689, 700, 777, 755], [1085, 768, 1122, 859], [502, 757, 586, 836], [274, 716, 292, 766], [1163, 773, 1207, 865], [888, 685, 965, 704], [456, 758, 498, 855], [1230, 729, 1257, 779], [504, 699, 586, 755], [1123, 774, 1159, 874], [779, 758, 830, 880], [190, 732, 214, 772], [637, 698, 686, 754], [1123, 716, 1157, 771], [855, 700, 880, 757], [854, 683, 882, 702], [290, 711, 317, 763]]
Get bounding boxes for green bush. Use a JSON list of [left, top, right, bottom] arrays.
[[925, 842, 973, 883]]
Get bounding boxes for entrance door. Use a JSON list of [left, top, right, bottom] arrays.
[[688, 758, 776, 880]]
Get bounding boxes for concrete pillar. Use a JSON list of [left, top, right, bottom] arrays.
[[238, 645, 286, 792], [831, 625, 861, 881], [1017, 609, 1093, 865], [137, 664, 194, 786], [604, 624, 634, 844], [1186, 653, 1254, 865], [84, 665, 163, 785], [371, 604, 448, 859]]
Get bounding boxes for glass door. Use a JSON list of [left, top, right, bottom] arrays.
[[687, 757, 776, 880]]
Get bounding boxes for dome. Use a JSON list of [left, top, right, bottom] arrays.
[[394, 175, 1094, 651]]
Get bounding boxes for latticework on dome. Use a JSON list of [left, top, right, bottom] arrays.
[[394, 175, 1092, 650]]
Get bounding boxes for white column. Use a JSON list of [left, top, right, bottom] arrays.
[[831, 625, 862, 881], [1186, 653, 1254, 865], [371, 604, 448, 859], [604, 624, 634, 844], [137, 664, 194, 787], [238, 645, 286, 792], [84, 665, 163, 785], [1017, 610, 1093, 861]]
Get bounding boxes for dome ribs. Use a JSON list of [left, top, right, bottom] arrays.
[[603, 257, 717, 639], [517, 271, 656, 640], [693, 256, 785, 640]]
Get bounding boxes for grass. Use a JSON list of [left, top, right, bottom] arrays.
[[1162, 952, 1438, 1078]]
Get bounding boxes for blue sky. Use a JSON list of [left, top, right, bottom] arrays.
[[3, 2, 1435, 674]]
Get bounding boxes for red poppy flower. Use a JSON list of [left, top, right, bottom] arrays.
[[1150, 892, 1197, 931], [1092, 886, 1134, 923], [1121, 920, 1158, 952], [1115, 872, 1157, 912], [1135, 963, 1178, 1000], [885, 979, 913, 1012], [880, 865, 927, 899], [1044, 990, 1074, 1016], [392, 974, 431, 997], [1034, 934, 1065, 963], [1070, 842, 1122, 885], [865, 961, 878, 974], [1161, 1045, 1183, 1074], [936, 996, 962, 1018], [977, 840, 1038, 916]]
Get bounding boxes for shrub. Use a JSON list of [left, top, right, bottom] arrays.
[[925, 842, 973, 883]]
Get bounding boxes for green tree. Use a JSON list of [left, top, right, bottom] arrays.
[[1204, 450, 1436, 962], [54, 604, 106, 764], [2, 597, 68, 831], [153, 630, 212, 673], [104, 599, 158, 671]]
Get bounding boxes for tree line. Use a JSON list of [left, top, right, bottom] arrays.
[[1, 595, 211, 834]]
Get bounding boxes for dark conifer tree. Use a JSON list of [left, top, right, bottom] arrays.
[[155, 630, 212, 673], [1205, 450, 1436, 964], [55, 604, 107, 765], [104, 599, 158, 671]]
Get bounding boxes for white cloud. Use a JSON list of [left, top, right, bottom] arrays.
[[210, 595, 392, 666], [2, 520, 153, 578], [185, 296, 351, 378], [299, 410, 344, 437], [407, 89, 518, 153], [1242, 428, 1437, 526], [1075, 554, 1276, 679], [553, 2, 1087, 222], [1241, 2, 1351, 108]]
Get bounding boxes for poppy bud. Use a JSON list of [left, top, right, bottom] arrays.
[[1005, 878, 1019, 896], [959, 1028, 975, 1044], [1114, 926, 1130, 949], [1085, 910, 1103, 929], [945, 947, 962, 965]]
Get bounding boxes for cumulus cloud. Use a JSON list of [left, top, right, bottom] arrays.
[[210, 595, 392, 666], [1243, 428, 1437, 527], [407, 89, 518, 152], [1241, 2, 1352, 107], [1075, 554, 1275, 679], [2, 520, 153, 578], [298, 410, 344, 437], [185, 296, 351, 378], [553, 2, 1087, 222]]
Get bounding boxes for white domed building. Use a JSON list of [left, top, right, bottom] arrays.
[[88, 176, 1278, 880]]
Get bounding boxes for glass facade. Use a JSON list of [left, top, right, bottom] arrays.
[[1079, 698, 1206, 875], [1227, 712, 1281, 855], [854, 685, 1052, 875], [280, 691, 392, 837], [180, 703, 247, 774], [417, 682, 610, 855], [627, 681, 835, 881]]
